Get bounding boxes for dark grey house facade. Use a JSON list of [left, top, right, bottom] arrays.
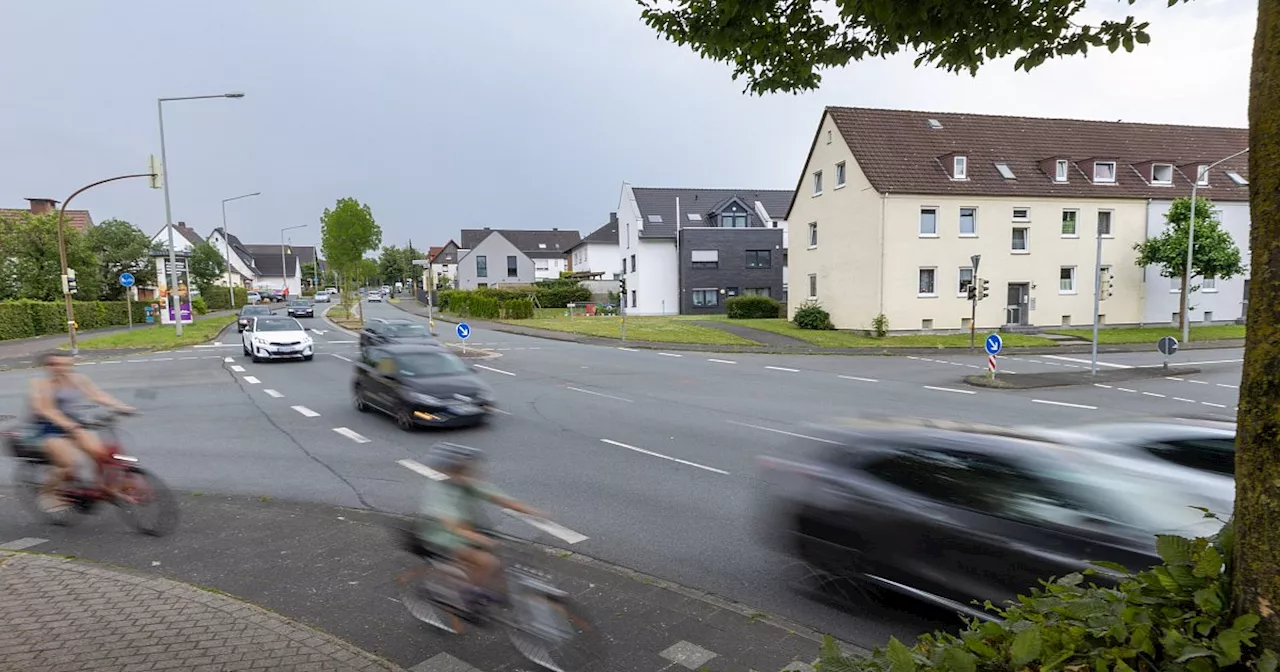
[[678, 227, 784, 314]]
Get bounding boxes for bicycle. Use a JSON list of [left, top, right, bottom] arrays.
[[391, 510, 605, 672], [3, 409, 179, 536]]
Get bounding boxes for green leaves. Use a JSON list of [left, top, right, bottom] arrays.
[[1010, 624, 1043, 667], [320, 198, 381, 290], [1134, 197, 1245, 285], [885, 637, 916, 672]]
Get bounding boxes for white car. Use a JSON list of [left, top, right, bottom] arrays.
[[242, 316, 314, 362], [313, 291, 331, 303], [367, 291, 383, 303], [246, 291, 262, 304]]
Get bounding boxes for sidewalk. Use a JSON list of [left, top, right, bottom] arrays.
[[0, 310, 237, 371], [0, 550, 403, 672]]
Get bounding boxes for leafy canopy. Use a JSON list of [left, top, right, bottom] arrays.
[[638, 0, 1194, 94], [320, 198, 382, 275], [85, 219, 154, 300], [188, 240, 228, 295], [1134, 197, 1245, 282], [0, 212, 100, 301]]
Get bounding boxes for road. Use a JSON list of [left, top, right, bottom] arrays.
[[0, 299, 1243, 652]]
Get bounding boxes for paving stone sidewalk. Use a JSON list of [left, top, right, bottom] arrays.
[[0, 551, 405, 672]]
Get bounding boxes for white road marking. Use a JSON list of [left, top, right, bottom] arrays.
[[328, 340, 357, 344], [707, 358, 737, 364], [230, 365, 245, 372], [398, 458, 449, 481], [101, 361, 119, 365], [1173, 397, 1197, 403], [1094, 383, 1113, 389], [0, 537, 48, 551], [179, 356, 197, 360], [292, 405, 320, 417], [600, 439, 729, 475], [658, 352, 683, 358], [264, 389, 284, 398], [1032, 399, 1098, 410], [126, 359, 145, 363], [1117, 387, 1137, 393], [1186, 379, 1209, 385], [224, 357, 234, 363], [906, 356, 920, 360], [333, 427, 371, 444], [503, 509, 589, 544], [243, 376, 261, 384], [726, 420, 842, 445], [153, 357, 173, 362], [617, 347, 640, 352], [839, 375, 879, 383], [566, 386, 632, 403], [330, 353, 353, 362], [1202, 402, 1228, 408], [1142, 391, 1166, 398], [474, 364, 515, 376], [1165, 377, 1185, 382], [923, 385, 977, 395], [1042, 355, 1132, 369], [76, 362, 96, 366], [1183, 359, 1244, 365], [489, 408, 513, 415], [765, 366, 800, 372], [1217, 383, 1239, 389]]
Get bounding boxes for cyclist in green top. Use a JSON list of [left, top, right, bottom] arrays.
[[417, 443, 542, 605]]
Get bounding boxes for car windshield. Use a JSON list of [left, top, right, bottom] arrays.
[[394, 352, 469, 377], [256, 319, 304, 332], [290, 301, 310, 307], [242, 306, 270, 315], [385, 324, 428, 337]]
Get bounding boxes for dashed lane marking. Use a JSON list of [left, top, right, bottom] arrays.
[[839, 375, 879, 383], [474, 364, 515, 376], [1142, 392, 1166, 398], [230, 365, 245, 372], [1217, 383, 1239, 389], [1173, 397, 1197, 403], [658, 352, 683, 358], [1042, 355, 1132, 369], [765, 366, 800, 372], [264, 389, 284, 398], [333, 427, 371, 443], [1032, 399, 1097, 410], [1202, 402, 1228, 408], [923, 385, 977, 395], [224, 357, 234, 363], [1116, 387, 1137, 393], [292, 405, 320, 417], [600, 438, 729, 475], [243, 376, 261, 385], [707, 358, 737, 364], [566, 386, 633, 403], [726, 420, 843, 445], [330, 353, 353, 362]]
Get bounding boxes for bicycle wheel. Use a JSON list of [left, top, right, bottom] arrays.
[[505, 591, 606, 672], [113, 466, 180, 537], [14, 459, 78, 527], [398, 563, 469, 634]]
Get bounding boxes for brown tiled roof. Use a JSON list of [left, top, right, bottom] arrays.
[[0, 208, 94, 231], [806, 107, 1249, 213]]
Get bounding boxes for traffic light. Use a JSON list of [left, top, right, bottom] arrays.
[[966, 285, 977, 301], [1100, 272, 1115, 300], [979, 278, 990, 300], [63, 269, 78, 295], [148, 155, 164, 189], [619, 277, 627, 296]]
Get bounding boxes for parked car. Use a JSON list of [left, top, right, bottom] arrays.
[[237, 304, 274, 332], [325, 287, 338, 295], [241, 316, 314, 362], [367, 291, 383, 303], [360, 318, 436, 349], [756, 419, 1223, 620], [287, 300, 315, 318], [246, 291, 262, 304], [313, 291, 331, 303], [269, 289, 287, 302], [353, 344, 494, 429]]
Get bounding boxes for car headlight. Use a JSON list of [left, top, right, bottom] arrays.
[[409, 392, 444, 406], [253, 337, 268, 345]]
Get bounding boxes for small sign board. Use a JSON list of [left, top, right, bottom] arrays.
[[984, 333, 1003, 356], [456, 323, 470, 340], [119, 272, 135, 288], [1157, 336, 1179, 356]]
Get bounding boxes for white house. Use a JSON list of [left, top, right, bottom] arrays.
[[207, 227, 260, 289], [459, 228, 581, 281], [150, 221, 203, 253], [242, 244, 304, 296], [455, 231, 536, 289], [429, 240, 461, 288], [566, 215, 620, 275], [1142, 199, 1252, 325]]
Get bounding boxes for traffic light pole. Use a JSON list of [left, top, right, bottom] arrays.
[[969, 294, 977, 351], [1090, 227, 1104, 376]]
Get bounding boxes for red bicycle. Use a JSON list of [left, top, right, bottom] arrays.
[[3, 409, 179, 536]]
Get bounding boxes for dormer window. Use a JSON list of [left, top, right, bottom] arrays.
[[1196, 165, 1210, 186], [952, 156, 968, 180], [1151, 163, 1174, 185], [718, 203, 748, 228], [1055, 159, 1069, 182], [1093, 161, 1117, 183]]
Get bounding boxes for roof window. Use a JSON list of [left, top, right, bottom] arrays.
[[1151, 163, 1173, 185], [687, 213, 702, 221], [1093, 161, 1117, 183], [646, 214, 663, 223], [927, 118, 943, 129], [995, 163, 1016, 180]]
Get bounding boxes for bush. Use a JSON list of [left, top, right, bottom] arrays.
[[502, 298, 535, 319], [0, 299, 137, 340], [792, 301, 834, 330], [816, 523, 1277, 672], [872, 313, 889, 338], [204, 287, 250, 311], [468, 295, 500, 319], [190, 295, 209, 315], [726, 295, 781, 319]]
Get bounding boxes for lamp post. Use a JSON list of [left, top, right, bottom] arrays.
[[1182, 147, 1249, 342], [280, 224, 307, 300], [158, 92, 244, 336], [221, 192, 260, 308]]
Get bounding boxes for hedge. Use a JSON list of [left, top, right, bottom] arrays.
[[725, 295, 781, 319], [204, 287, 251, 311], [0, 299, 135, 341], [438, 290, 537, 320], [502, 298, 535, 319], [445, 280, 592, 309]]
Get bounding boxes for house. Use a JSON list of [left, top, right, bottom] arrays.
[[290, 245, 325, 288], [566, 215, 620, 275], [242, 244, 305, 295], [207, 227, 260, 289], [459, 228, 581, 280], [455, 231, 536, 289], [616, 184, 790, 315], [0, 198, 94, 231], [150, 221, 203, 252], [429, 240, 461, 288], [785, 106, 1250, 331], [1144, 199, 1252, 325]]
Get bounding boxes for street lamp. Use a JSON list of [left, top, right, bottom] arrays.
[[158, 92, 244, 336], [280, 224, 307, 299], [1183, 147, 1249, 342], [221, 192, 261, 308]]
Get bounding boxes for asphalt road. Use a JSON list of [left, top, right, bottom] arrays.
[[0, 301, 1244, 652]]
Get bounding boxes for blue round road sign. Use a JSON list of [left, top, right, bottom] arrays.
[[984, 333, 1003, 356], [456, 323, 471, 340], [119, 272, 135, 288]]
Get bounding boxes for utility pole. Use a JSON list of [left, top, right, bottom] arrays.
[[1090, 224, 1104, 376], [968, 254, 981, 352]]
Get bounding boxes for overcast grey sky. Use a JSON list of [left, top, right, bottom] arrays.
[[0, 1, 1255, 252]]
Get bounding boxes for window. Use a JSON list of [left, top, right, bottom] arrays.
[[1093, 161, 1116, 183], [808, 274, 817, 299], [692, 289, 719, 307], [1203, 275, 1218, 292], [826, 130, 832, 144], [812, 170, 823, 195], [1012, 227, 1029, 252], [835, 161, 847, 187], [995, 162, 1016, 179], [1061, 210, 1078, 236], [745, 250, 771, 269], [1097, 210, 1113, 237], [918, 268, 937, 296], [1143, 438, 1235, 476], [1196, 165, 1211, 186], [690, 250, 718, 269], [630, 290, 636, 308], [953, 156, 967, 180], [687, 213, 701, 222], [922, 319, 934, 330], [1227, 171, 1248, 185], [958, 268, 974, 296], [743, 287, 771, 298], [1059, 266, 1076, 293], [719, 210, 748, 227], [1012, 207, 1029, 221], [959, 207, 977, 236], [1151, 163, 1174, 185], [476, 255, 487, 278], [507, 255, 518, 277], [630, 254, 636, 273], [1055, 159, 1069, 182], [725, 287, 739, 297], [919, 208, 938, 236], [647, 214, 663, 223], [807, 222, 818, 247]]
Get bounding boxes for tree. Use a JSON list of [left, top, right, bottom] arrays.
[[1134, 197, 1246, 329], [188, 240, 227, 297], [320, 198, 381, 312], [639, 0, 1280, 649], [0, 212, 101, 301], [85, 219, 154, 300], [378, 245, 409, 285], [356, 257, 381, 287]]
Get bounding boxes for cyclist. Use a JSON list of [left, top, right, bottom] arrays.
[[417, 443, 542, 609], [28, 352, 135, 511]]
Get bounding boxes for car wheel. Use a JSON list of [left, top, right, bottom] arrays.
[[303, 355, 313, 361], [395, 406, 416, 432], [250, 348, 262, 363], [242, 343, 251, 356], [353, 387, 371, 413]]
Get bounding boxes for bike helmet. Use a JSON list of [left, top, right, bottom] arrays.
[[425, 442, 484, 473]]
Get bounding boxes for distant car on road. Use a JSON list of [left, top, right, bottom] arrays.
[[287, 300, 315, 318], [360, 318, 436, 350], [246, 291, 262, 304], [325, 287, 338, 295], [313, 291, 331, 303], [353, 344, 494, 429], [237, 304, 274, 332], [242, 316, 314, 362], [268, 289, 287, 302], [367, 291, 383, 303]]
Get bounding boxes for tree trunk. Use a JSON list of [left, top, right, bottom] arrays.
[[1233, 0, 1280, 649], [1180, 271, 1190, 331]]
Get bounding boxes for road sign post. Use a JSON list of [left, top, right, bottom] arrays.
[[984, 333, 1003, 380], [457, 322, 470, 355], [1157, 336, 1179, 370], [120, 273, 136, 330]]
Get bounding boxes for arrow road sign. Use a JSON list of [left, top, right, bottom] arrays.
[[984, 333, 1003, 356], [456, 323, 470, 340], [1157, 336, 1179, 356], [119, 272, 135, 288]]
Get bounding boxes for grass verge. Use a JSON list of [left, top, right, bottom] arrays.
[[77, 314, 238, 351], [1048, 324, 1246, 344], [475, 309, 755, 346], [693, 316, 1057, 348]]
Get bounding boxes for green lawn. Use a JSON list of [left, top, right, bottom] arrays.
[[1049, 324, 1246, 344], [485, 309, 755, 345], [77, 314, 238, 350], [686, 315, 1056, 348]]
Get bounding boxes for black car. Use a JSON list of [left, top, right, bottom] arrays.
[[287, 300, 314, 318], [360, 318, 436, 349], [237, 304, 274, 332], [353, 345, 495, 429], [757, 419, 1221, 620]]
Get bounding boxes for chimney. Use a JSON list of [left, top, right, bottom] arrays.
[[483, 227, 490, 230], [25, 198, 59, 215], [609, 212, 618, 226], [552, 227, 558, 231]]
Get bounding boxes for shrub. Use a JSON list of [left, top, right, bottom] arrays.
[[792, 301, 834, 330], [0, 299, 137, 340], [726, 295, 781, 319], [871, 313, 889, 338], [533, 281, 591, 308], [203, 287, 249, 311], [815, 523, 1277, 672], [468, 295, 501, 319], [190, 295, 209, 315], [502, 298, 535, 319]]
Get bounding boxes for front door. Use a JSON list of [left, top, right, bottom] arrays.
[[1006, 283, 1030, 326]]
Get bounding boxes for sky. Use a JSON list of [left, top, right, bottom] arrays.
[[0, 1, 1257, 254]]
